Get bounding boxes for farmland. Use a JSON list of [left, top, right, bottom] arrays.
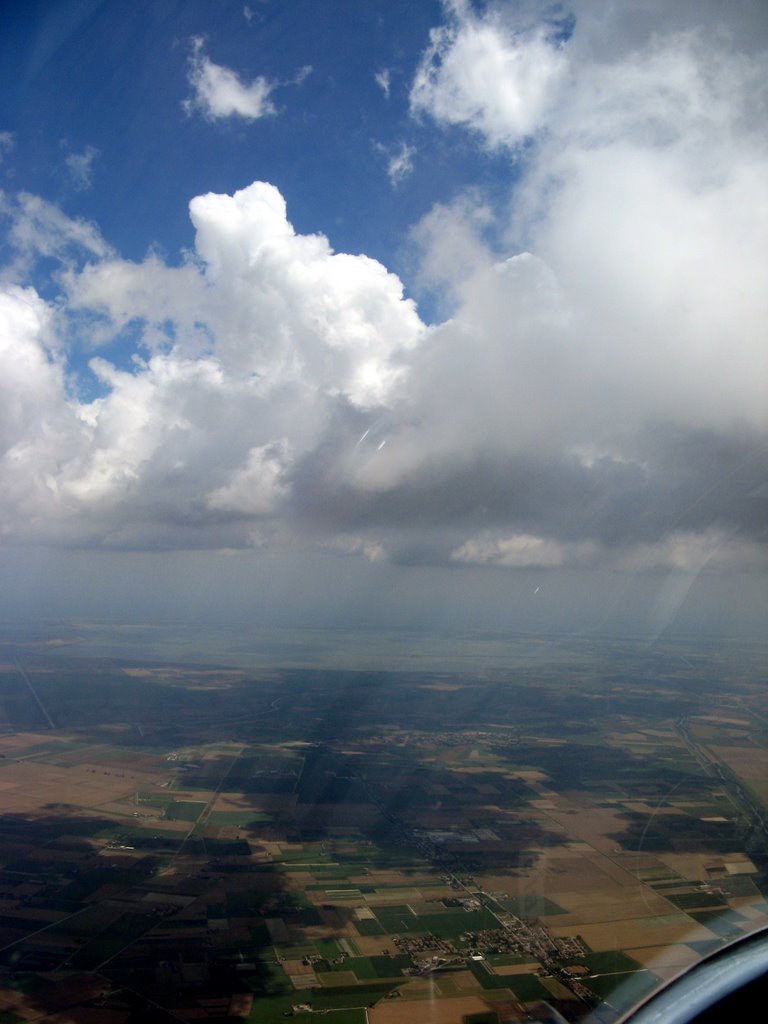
[[0, 625, 766, 1022]]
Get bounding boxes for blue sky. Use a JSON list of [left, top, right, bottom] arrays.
[[1, 0, 510, 283], [0, 0, 766, 635]]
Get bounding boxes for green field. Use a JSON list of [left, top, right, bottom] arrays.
[[166, 799, 207, 821], [586, 970, 661, 1010]]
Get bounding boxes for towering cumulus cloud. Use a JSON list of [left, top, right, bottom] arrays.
[[392, 0, 768, 572], [0, 182, 424, 549]]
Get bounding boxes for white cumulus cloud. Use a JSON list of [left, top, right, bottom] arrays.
[[206, 440, 292, 515], [184, 37, 276, 121], [0, 181, 426, 546], [452, 532, 597, 569], [410, 0, 567, 148], [1, 191, 113, 282]]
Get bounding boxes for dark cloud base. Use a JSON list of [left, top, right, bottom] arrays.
[[290, 419, 768, 558]]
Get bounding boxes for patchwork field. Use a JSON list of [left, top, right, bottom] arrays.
[[0, 629, 766, 1022]]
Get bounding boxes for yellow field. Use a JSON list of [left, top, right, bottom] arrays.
[[511, 850, 638, 895], [547, 889, 677, 926], [354, 935, 398, 954], [551, 915, 717, 950], [711, 745, 768, 783], [370, 994, 493, 1024], [538, 798, 652, 853], [625, 943, 701, 970], [210, 792, 292, 813], [494, 962, 541, 976], [0, 760, 162, 812]]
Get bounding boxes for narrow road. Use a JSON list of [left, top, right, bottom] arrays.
[[14, 657, 55, 730], [0, 904, 92, 955], [676, 716, 768, 839]]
